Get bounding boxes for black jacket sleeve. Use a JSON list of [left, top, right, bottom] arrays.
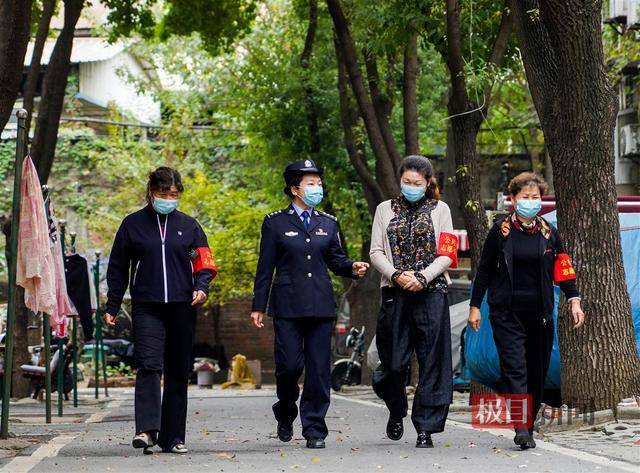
[[325, 221, 356, 279], [252, 216, 277, 312], [106, 220, 131, 316], [553, 230, 581, 300], [192, 221, 215, 294], [470, 223, 501, 308]]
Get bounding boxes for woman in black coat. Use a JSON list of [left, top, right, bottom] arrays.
[[467, 172, 585, 450], [104, 167, 217, 454]]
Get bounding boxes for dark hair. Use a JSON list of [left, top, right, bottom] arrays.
[[146, 166, 184, 203], [283, 172, 304, 198], [508, 172, 548, 197], [399, 155, 440, 200]]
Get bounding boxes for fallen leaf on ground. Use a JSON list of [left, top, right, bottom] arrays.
[[311, 456, 320, 463], [214, 452, 236, 460]]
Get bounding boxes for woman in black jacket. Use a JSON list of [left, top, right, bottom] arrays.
[[467, 172, 585, 450], [104, 167, 217, 454]]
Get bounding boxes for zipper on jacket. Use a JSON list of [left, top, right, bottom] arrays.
[[132, 261, 140, 286], [157, 214, 169, 303]]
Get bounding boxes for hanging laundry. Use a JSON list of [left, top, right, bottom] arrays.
[[16, 156, 56, 317], [50, 219, 77, 326], [64, 253, 94, 340]]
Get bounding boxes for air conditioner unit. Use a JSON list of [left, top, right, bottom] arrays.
[[620, 123, 640, 157], [610, 0, 640, 26]]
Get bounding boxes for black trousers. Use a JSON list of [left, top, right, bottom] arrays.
[[272, 317, 333, 440], [490, 309, 554, 433], [132, 302, 196, 450], [373, 287, 452, 433]]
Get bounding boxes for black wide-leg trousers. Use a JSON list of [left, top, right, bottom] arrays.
[[132, 302, 196, 450], [490, 309, 554, 434], [373, 287, 453, 434]]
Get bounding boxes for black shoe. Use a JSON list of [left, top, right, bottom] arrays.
[[514, 429, 529, 449], [524, 436, 536, 449], [306, 438, 326, 449], [277, 423, 293, 442], [386, 416, 404, 441], [415, 431, 433, 448]]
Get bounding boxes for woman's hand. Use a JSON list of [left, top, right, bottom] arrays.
[[191, 290, 207, 306], [251, 311, 265, 328], [103, 313, 116, 327], [398, 271, 423, 292], [352, 261, 370, 278], [468, 306, 481, 332], [570, 299, 585, 329]]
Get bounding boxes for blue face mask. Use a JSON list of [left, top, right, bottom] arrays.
[[516, 199, 542, 219], [300, 185, 323, 207], [152, 197, 179, 215], [401, 184, 426, 203]]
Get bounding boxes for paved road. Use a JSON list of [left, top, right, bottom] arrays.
[[1, 388, 637, 473]]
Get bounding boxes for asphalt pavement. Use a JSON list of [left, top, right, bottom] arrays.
[[0, 388, 637, 473]]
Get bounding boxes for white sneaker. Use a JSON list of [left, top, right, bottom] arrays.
[[132, 432, 153, 449], [170, 443, 188, 454]]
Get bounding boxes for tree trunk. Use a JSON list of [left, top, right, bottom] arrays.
[[2, 218, 32, 398], [448, 109, 487, 270], [403, 29, 419, 156], [327, 0, 399, 198], [346, 242, 380, 384], [24, 0, 57, 134], [300, 0, 321, 158], [364, 52, 402, 171], [442, 126, 464, 228], [444, 0, 493, 270], [0, 0, 33, 131], [31, 0, 84, 184], [513, 0, 640, 410]]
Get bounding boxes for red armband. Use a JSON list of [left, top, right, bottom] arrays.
[[553, 253, 576, 283], [437, 232, 459, 269], [193, 247, 218, 276]]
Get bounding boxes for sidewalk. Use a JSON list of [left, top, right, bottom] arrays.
[[0, 386, 637, 472], [339, 385, 640, 466]]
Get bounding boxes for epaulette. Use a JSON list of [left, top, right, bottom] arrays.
[[316, 210, 338, 222], [266, 210, 285, 219]]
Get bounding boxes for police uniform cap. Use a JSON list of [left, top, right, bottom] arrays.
[[283, 159, 323, 183]]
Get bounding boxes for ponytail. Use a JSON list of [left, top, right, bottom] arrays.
[[426, 176, 440, 200]]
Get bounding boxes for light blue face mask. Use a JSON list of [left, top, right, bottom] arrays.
[[516, 199, 542, 219], [401, 184, 426, 203], [152, 197, 179, 215], [300, 185, 324, 207]]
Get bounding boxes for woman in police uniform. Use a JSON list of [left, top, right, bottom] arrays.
[[250, 159, 369, 449], [468, 172, 585, 450]]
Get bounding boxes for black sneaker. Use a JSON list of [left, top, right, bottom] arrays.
[[386, 416, 404, 441], [416, 431, 433, 448], [277, 423, 293, 442]]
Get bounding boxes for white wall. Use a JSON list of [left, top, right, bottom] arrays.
[[79, 51, 161, 124]]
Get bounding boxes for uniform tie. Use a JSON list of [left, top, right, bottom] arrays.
[[301, 210, 310, 230]]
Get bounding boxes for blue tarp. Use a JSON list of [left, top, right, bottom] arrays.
[[465, 212, 640, 390]]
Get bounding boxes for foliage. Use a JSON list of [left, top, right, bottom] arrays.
[[103, 0, 257, 56]]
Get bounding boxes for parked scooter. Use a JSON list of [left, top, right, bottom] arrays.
[[331, 326, 366, 391]]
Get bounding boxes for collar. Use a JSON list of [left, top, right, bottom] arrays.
[[291, 202, 313, 217]]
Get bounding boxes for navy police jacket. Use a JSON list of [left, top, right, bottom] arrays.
[[106, 205, 217, 315], [252, 206, 356, 318]]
